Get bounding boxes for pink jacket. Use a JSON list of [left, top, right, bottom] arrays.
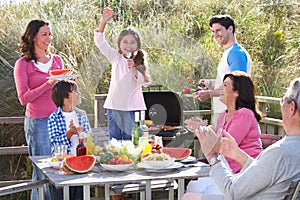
[[215, 108, 263, 173], [14, 55, 63, 118], [94, 31, 149, 111]]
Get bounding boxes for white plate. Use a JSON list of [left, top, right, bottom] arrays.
[[46, 75, 78, 80], [137, 162, 183, 172], [101, 163, 133, 172], [180, 156, 197, 163], [142, 159, 175, 169]]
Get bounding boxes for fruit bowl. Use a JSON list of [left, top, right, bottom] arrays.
[[101, 163, 134, 172]]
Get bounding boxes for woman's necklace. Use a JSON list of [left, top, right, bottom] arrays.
[[224, 109, 236, 128]]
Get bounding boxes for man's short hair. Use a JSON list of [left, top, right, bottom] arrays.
[[209, 15, 235, 34]]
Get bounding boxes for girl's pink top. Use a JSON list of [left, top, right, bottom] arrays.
[[14, 55, 63, 118], [94, 31, 150, 111], [215, 108, 263, 173]]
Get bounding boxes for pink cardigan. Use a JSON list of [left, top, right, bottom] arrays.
[[94, 31, 149, 111], [215, 108, 263, 173], [14, 55, 63, 118]]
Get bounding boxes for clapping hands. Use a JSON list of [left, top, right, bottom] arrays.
[[185, 117, 220, 157], [195, 126, 222, 158], [184, 116, 208, 133], [66, 119, 83, 139]]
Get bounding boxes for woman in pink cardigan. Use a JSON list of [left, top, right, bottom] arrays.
[[14, 19, 63, 200], [184, 71, 263, 199]]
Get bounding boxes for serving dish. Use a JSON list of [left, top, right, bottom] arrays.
[[46, 75, 78, 80], [137, 162, 183, 172], [100, 163, 134, 172]]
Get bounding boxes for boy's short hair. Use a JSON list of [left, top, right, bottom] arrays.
[[52, 80, 78, 107], [209, 15, 235, 34]]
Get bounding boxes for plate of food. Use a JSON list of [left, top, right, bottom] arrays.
[[141, 153, 175, 168], [100, 163, 134, 172], [137, 162, 183, 172]]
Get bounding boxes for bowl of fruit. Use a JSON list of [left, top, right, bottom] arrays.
[[99, 152, 134, 172]]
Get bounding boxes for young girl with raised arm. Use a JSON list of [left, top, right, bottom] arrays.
[[94, 7, 150, 141]]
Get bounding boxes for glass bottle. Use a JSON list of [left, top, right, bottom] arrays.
[[140, 110, 148, 131], [132, 111, 143, 146], [85, 133, 95, 155], [76, 133, 86, 156]]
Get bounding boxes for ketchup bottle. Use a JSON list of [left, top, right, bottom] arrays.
[[76, 133, 86, 156]]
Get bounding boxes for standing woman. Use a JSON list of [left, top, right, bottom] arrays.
[[14, 19, 63, 200]]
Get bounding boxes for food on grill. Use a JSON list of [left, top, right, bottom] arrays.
[[63, 155, 96, 173], [146, 125, 181, 131], [49, 69, 71, 76], [161, 148, 191, 161], [162, 125, 181, 131], [144, 120, 153, 126]]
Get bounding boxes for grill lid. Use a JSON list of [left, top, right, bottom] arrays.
[[143, 91, 183, 126]]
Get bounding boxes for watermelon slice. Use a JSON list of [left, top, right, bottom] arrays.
[[50, 69, 71, 76], [63, 155, 96, 173], [161, 148, 191, 161]]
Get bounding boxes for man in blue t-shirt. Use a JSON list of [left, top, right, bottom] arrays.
[[194, 15, 252, 125]]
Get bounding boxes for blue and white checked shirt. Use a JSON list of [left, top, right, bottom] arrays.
[[48, 106, 91, 154]]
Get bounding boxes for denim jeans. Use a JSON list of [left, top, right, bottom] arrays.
[[106, 109, 135, 140], [24, 116, 51, 200]]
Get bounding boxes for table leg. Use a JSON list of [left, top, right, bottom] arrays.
[[38, 185, 44, 200], [140, 191, 145, 200], [177, 179, 184, 200], [83, 185, 90, 200], [63, 186, 70, 200], [104, 184, 110, 200], [145, 180, 151, 200], [168, 183, 174, 200]]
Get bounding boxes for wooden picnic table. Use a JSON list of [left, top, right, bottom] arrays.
[[29, 156, 210, 200]]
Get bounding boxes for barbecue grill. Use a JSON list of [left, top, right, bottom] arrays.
[[142, 91, 194, 147]]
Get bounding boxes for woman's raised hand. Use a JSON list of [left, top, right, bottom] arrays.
[[220, 130, 249, 166], [195, 126, 221, 157], [184, 116, 208, 133]]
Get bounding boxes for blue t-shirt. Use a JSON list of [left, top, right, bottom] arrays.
[[227, 43, 249, 73]]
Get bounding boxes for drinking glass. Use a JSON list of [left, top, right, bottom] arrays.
[[54, 144, 68, 175]]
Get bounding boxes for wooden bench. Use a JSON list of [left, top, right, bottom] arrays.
[[110, 180, 177, 200], [284, 177, 300, 200], [0, 179, 47, 199]]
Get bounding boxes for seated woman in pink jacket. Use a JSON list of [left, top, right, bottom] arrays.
[[184, 71, 263, 199]]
